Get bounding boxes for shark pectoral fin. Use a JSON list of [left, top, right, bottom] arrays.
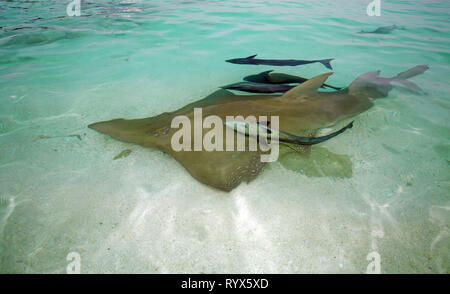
[[281, 72, 333, 100], [391, 79, 423, 94], [171, 149, 266, 191], [246, 54, 257, 59]]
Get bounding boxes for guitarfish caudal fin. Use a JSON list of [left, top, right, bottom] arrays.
[[318, 58, 334, 70], [348, 65, 429, 97], [391, 65, 429, 94]]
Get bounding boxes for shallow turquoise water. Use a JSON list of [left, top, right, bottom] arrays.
[[0, 0, 449, 273]]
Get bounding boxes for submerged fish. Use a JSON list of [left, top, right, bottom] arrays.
[[226, 54, 334, 70], [225, 120, 353, 145], [243, 70, 341, 90], [88, 65, 428, 191]]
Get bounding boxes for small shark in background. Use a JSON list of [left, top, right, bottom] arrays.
[[221, 81, 295, 93], [226, 54, 334, 69], [225, 120, 354, 146], [359, 24, 405, 34], [244, 70, 342, 90]]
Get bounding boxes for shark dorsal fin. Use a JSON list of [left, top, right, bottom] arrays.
[[281, 72, 333, 99], [246, 54, 257, 59]]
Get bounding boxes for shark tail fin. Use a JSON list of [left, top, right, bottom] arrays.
[[319, 58, 334, 70], [348, 65, 428, 98]]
